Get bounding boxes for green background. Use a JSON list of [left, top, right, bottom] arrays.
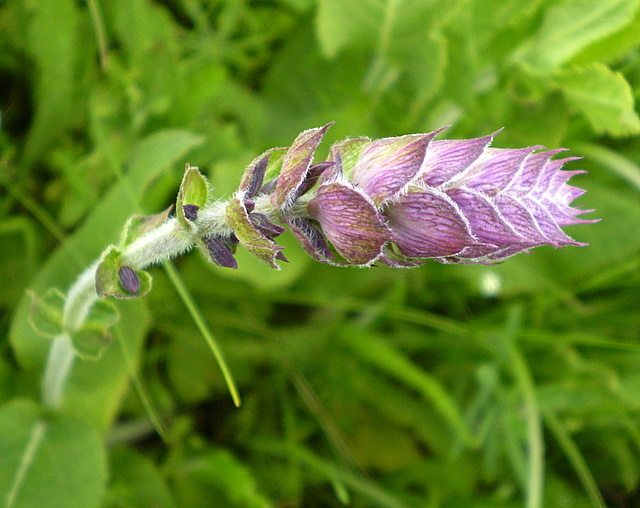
[[1, 0, 640, 506]]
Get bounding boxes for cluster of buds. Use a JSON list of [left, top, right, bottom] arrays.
[[205, 123, 593, 271]]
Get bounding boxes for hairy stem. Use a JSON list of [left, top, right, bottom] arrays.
[[39, 190, 314, 409]]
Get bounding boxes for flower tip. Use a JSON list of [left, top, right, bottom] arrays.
[[276, 251, 290, 263]]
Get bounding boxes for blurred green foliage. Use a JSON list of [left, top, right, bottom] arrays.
[[1, 0, 640, 506]]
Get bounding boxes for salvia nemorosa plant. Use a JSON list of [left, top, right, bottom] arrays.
[[29, 124, 596, 408]]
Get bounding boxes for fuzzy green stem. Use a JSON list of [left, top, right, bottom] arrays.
[[40, 198, 250, 409]]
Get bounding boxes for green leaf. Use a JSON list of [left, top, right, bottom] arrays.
[[27, 289, 65, 338], [0, 400, 107, 508], [316, 0, 446, 99], [70, 299, 119, 360], [316, 0, 379, 59], [514, 0, 640, 72], [119, 207, 173, 247], [555, 63, 640, 136], [571, 6, 640, 65], [176, 164, 209, 230], [0, 217, 38, 308]]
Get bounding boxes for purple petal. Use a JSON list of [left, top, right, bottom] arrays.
[[531, 157, 578, 199], [461, 146, 541, 195], [385, 188, 475, 257], [521, 197, 585, 246], [351, 132, 438, 206], [420, 132, 494, 187], [307, 182, 392, 265], [493, 195, 549, 244], [504, 149, 565, 194], [542, 196, 597, 227], [446, 188, 522, 248], [271, 124, 333, 209]]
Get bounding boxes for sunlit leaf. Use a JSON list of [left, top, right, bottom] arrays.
[[0, 400, 106, 508]]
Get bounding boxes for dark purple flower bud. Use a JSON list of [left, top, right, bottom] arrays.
[[250, 213, 286, 239], [295, 161, 335, 198], [239, 153, 270, 198], [244, 199, 255, 213], [118, 266, 141, 294], [203, 236, 238, 269], [275, 251, 290, 263], [260, 178, 277, 195], [182, 204, 199, 221]]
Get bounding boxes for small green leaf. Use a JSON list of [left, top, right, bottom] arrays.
[[70, 328, 112, 361], [69, 299, 119, 360], [555, 63, 640, 136], [176, 164, 209, 230], [95, 247, 152, 299], [168, 447, 272, 507], [514, 0, 640, 71], [27, 289, 65, 338], [119, 207, 173, 247], [316, 0, 373, 59]]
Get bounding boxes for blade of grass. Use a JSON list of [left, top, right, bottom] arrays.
[[291, 370, 364, 472], [497, 306, 544, 508], [340, 325, 477, 447], [542, 408, 606, 508], [271, 291, 468, 336], [574, 142, 640, 192], [114, 326, 168, 442], [162, 260, 241, 407], [86, 0, 108, 70], [5, 421, 47, 508], [253, 440, 411, 508]]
